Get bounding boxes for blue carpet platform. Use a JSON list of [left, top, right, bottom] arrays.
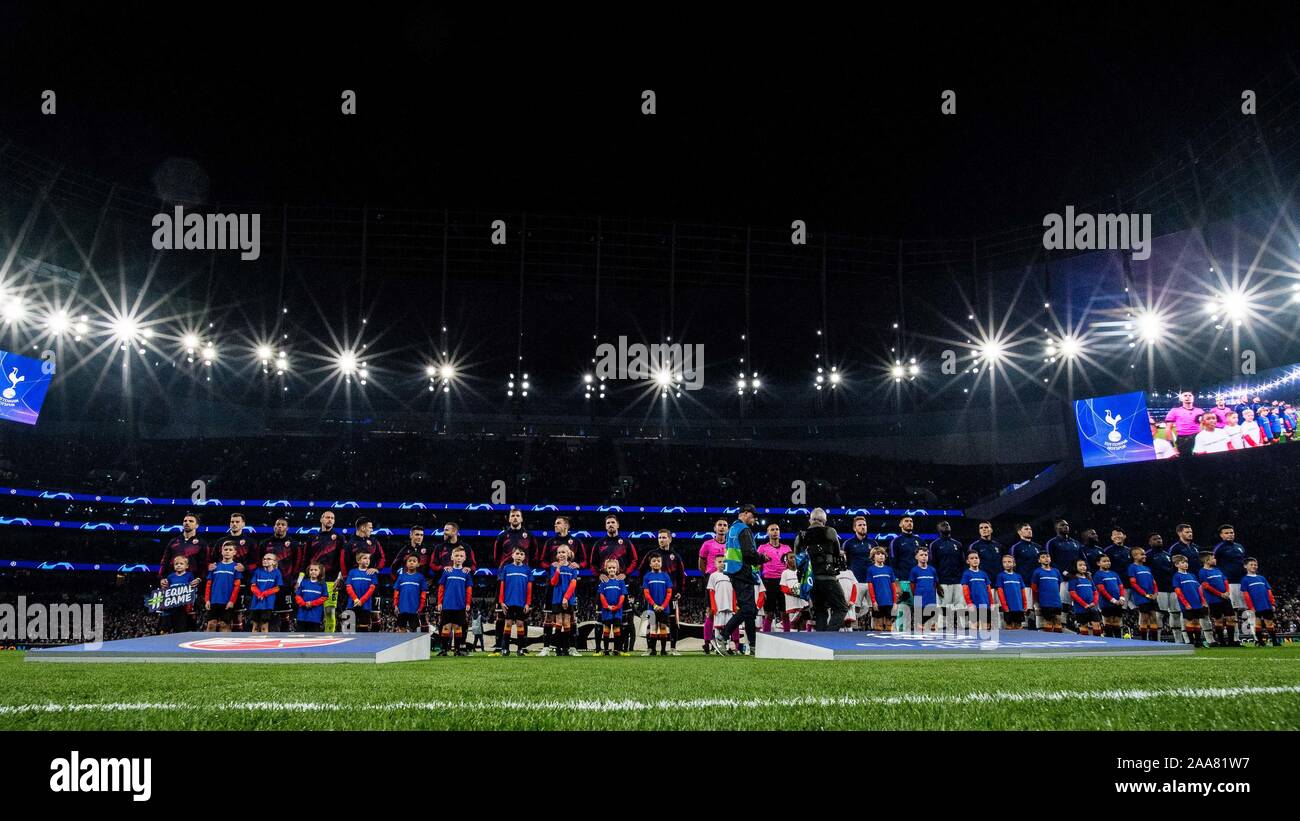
[[755, 630, 1193, 660], [25, 632, 431, 664]]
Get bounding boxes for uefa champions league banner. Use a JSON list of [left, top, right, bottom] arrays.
[[1073, 391, 1157, 468], [0, 348, 52, 426]]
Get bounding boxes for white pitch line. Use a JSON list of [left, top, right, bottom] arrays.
[[2, 685, 1300, 715]]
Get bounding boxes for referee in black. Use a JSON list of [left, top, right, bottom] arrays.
[[794, 508, 849, 631]]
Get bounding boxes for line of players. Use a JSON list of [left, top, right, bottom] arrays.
[[830, 515, 1281, 647], [153, 508, 1284, 650], [155, 508, 691, 655]]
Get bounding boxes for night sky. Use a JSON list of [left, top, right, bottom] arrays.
[[2, 5, 1296, 233], [2, 5, 1299, 418]]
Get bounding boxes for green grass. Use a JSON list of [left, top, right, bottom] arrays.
[[2, 647, 1299, 730]]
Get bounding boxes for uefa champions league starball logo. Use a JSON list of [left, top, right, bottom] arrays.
[[2, 367, 23, 400]]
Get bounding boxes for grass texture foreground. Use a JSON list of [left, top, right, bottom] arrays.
[[2, 647, 1299, 731]]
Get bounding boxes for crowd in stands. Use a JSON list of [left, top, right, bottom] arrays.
[[0, 431, 1020, 508]]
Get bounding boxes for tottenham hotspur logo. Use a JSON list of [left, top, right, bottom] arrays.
[[3, 367, 23, 400], [1104, 409, 1123, 442]]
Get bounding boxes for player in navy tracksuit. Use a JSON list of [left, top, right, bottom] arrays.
[[343, 551, 378, 631], [968, 520, 1003, 589], [1092, 554, 1126, 638], [1213, 525, 1248, 636], [248, 554, 283, 633], [1030, 552, 1064, 632], [1068, 559, 1102, 636], [1241, 558, 1280, 647], [929, 521, 966, 630], [596, 561, 628, 655], [890, 516, 923, 631], [843, 517, 876, 585], [436, 546, 474, 656], [1009, 524, 1041, 626], [1172, 555, 1206, 647], [392, 555, 429, 633], [1104, 529, 1132, 588], [1144, 534, 1177, 643], [1127, 547, 1159, 641], [1046, 519, 1082, 628], [497, 547, 533, 656], [295, 564, 329, 632], [1080, 528, 1105, 573]]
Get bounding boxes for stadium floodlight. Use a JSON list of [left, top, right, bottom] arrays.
[[977, 340, 1004, 362], [337, 351, 358, 375], [583, 373, 594, 384], [46, 310, 71, 335], [111, 316, 140, 342], [654, 368, 673, 387], [908, 364, 919, 377], [891, 364, 905, 379], [439, 363, 455, 381], [829, 371, 841, 385], [1058, 335, 1081, 358], [183, 333, 200, 352], [2, 297, 26, 323], [425, 364, 437, 377], [257, 345, 273, 362], [751, 378, 761, 389], [1135, 310, 1164, 343]]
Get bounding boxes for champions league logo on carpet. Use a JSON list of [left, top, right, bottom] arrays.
[[178, 636, 354, 651]]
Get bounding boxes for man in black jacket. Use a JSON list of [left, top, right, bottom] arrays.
[[794, 508, 849, 631]]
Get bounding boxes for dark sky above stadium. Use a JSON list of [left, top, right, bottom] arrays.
[[2, 4, 1297, 235]]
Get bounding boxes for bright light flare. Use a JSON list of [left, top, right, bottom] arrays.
[[2, 298, 26, 323], [1135, 311, 1164, 343]]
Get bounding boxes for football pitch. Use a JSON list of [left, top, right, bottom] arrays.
[[2, 647, 1299, 731]]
